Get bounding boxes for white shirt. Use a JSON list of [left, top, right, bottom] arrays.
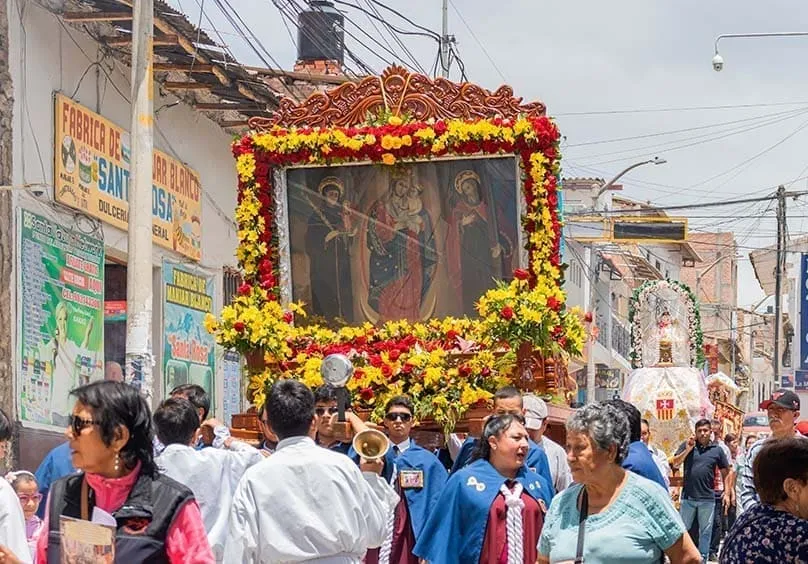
[[392, 438, 411, 454], [541, 435, 572, 492], [224, 435, 399, 563], [739, 431, 808, 512], [647, 443, 671, 488], [157, 442, 264, 561], [0, 478, 32, 563]]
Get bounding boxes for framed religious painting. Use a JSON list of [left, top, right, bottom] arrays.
[[282, 156, 522, 324]]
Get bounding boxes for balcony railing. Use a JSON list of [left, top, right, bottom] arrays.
[[612, 315, 631, 361]]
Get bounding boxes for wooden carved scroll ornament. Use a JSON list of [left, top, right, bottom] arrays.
[[248, 65, 546, 130]]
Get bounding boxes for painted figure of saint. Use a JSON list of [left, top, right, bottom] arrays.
[[446, 170, 514, 315], [367, 171, 438, 321], [304, 177, 355, 321]]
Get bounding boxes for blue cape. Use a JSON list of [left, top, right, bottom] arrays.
[[622, 441, 667, 490], [413, 458, 553, 564], [451, 437, 555, 496], [393, 442, 449, 540]]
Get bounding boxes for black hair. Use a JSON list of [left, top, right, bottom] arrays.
[[170, 384, 210, 421], [494, 386, 522, 406], [753, 437, 808, 504], [641, 418, 650, 428], [7, 471, 37, 491], [0, 408, 11, 442], [313, 384, 338, 404], [471, 413, 525, 462], [724, 433, 737, 445], [70, 381, 157, 477], [694, 418, 712, 431], [267, 380, 315, 440], [153, 397, 200, 446], [603, 399, 641, 443], [385, 395, 414, 414]]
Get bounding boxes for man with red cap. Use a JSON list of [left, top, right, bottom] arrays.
[[738, 389, 807, 512]]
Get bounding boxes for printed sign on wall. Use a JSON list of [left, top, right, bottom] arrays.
[[54, 93, 202, 260]]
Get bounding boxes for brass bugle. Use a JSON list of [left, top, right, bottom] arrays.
[[352, 428, 390, 461]]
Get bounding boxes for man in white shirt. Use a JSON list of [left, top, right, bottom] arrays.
[[224, 380, 399, 563], [641, 418, 671, 488], [154, 397, 264, 561], [523, 394, 571, 492], [0, 409, 32, 563]]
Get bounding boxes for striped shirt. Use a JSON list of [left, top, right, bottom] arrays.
[[738, 430, 808, 512]]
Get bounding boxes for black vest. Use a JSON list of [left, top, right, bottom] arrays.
[[46, 470, 194, 563]]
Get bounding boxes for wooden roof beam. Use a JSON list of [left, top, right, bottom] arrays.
[[63, 11, 132, 22], [195, 103, 265, 111], [153, 63, 214, 73], [104, 34, 179, 46]]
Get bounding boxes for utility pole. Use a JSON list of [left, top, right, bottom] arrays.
[[126, 0, 154, 406], [773, 184, 786, 389], [585, 246, 600, 403], [440, 0, 449, 77]]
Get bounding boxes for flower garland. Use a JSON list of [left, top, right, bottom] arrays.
[[208, 113, 582, 430], [628, 279, 704, 368]]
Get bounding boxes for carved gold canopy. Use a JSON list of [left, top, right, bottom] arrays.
[[248, 65, 546, 130]]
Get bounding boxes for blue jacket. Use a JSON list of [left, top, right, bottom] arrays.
[[622, 440, 668, 490], [34, 442, 76, 518]]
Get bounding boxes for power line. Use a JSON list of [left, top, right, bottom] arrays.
[[448, 0, 506, 83], [555, 101, 808, 117]]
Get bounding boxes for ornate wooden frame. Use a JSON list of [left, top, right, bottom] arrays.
[[248, 65, 546, 130]]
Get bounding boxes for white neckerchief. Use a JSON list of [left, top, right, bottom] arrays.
[[500, 482, 525, 564]]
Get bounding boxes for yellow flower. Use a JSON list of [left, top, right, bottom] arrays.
[[235, 153, 256, 182], [388, 115, 403, 126], [381, 153, 397, 165]]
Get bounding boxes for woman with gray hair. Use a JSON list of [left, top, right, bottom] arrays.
[[538, 403, 700, 563]]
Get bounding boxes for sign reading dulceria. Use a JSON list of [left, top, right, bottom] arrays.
[[53, 93, 202, 260]]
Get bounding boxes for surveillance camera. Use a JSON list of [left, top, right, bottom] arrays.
[[712, 53, 724, 72], [31, 187, 45, 197]]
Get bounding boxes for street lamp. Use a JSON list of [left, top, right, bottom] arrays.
[[585, 157, 668, 404], [712, 32, 808, 71]]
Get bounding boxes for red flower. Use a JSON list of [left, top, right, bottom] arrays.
[[513, 268, 530, 281], [500, 306, 514, 320], [547, 296, 561, 311], [283, 311, 293, 323], [558, 337, 568, 348], [353, 369, 365, 381], [381, 364, 393, 378], [369, 354, 383, 368], [481, 367, 491, 377], [237, 283, 252, 296], [360, 387, 374, 401], [233, 321, 245, 332], [459, 364, 471, 377], [401, 362, 415, 374], [389, 349, 401, 362], [584, 312, 593, 323], [446, 329, 459, 342]]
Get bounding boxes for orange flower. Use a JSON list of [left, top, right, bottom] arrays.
[[381, 153, 397, 165]]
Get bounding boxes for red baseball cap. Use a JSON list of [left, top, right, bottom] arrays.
[[759, 389, 801, 411]]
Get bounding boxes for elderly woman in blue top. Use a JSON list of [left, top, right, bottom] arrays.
[[414, 414, 553, 564], [538, 402, 701, 564]]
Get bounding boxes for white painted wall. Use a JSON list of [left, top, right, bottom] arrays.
[[7, 0, 240, 419]]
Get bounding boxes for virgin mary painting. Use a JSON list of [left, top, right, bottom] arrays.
[[366, 170, 438, 321]]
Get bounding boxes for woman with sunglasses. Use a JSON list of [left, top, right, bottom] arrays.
[[414, 413, 553, 564], [35, 381, 214, 563], [365, 395, 447, 564]]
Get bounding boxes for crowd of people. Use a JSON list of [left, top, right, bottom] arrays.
[[0, 380, 805, 563]]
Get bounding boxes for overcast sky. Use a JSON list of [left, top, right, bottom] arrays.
[[168, 0, 808, 308]]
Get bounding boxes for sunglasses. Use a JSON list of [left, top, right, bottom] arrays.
[[315, 406, 339, 417], [17, 493, 42, 504], [69, 415, 97, 435], [384, 412, 412, 422]]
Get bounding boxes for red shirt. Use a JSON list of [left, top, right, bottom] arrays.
[[479, 482, 544, 564]]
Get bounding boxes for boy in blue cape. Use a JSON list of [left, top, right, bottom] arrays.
[[414, 413, 553, 564], [365, 395, 448, 564], [451, 387, 554, 493]]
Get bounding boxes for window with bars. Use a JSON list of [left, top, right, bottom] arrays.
[[223, 268, 242, 306]]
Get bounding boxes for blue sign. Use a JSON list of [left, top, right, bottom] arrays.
[[801, 254, 808, 370], [782, 371, 794, 389], [796, 369, 808, 392]]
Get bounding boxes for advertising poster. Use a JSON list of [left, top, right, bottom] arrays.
[[53, 93, 202, 260], [18, 209, 105, 428], [162, 261, 215, 401]]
